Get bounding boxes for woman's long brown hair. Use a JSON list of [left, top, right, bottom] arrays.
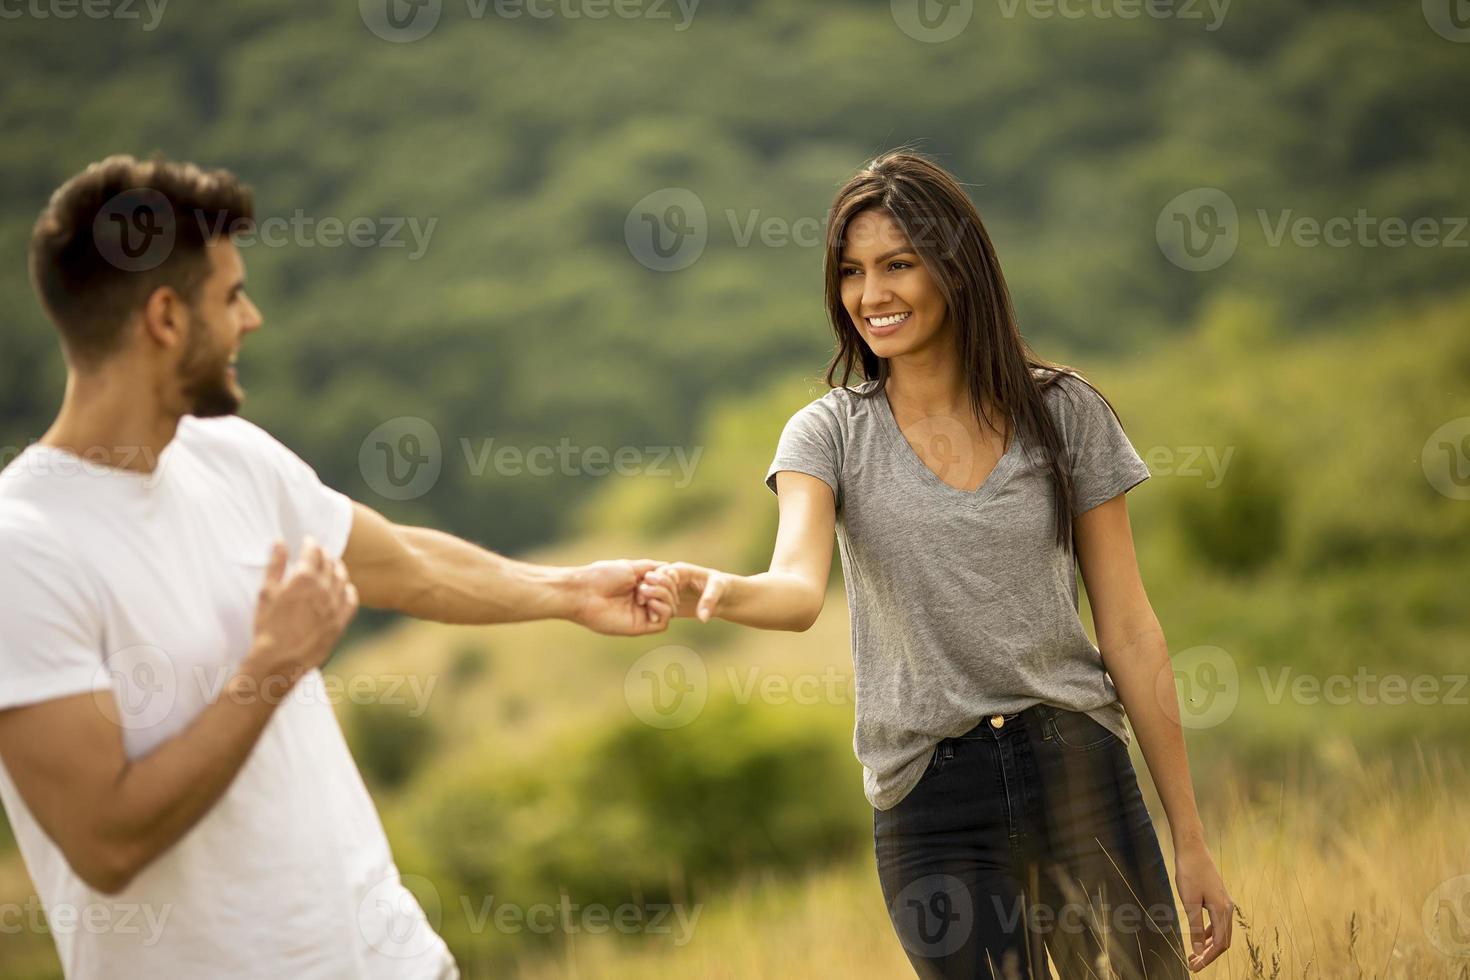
[[823, 150, 1123, 552]]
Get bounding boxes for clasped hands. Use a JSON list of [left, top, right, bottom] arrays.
[[574, 559, 727, 636]]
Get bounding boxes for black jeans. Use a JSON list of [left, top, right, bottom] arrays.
[[874, 704, 1189, 980]]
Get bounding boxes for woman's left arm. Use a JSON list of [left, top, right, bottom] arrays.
[[1074, 493, 1234, 973]]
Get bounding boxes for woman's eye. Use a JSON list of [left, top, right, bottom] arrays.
[[840, 267, 862, 278], [889, 261, 911, 271]]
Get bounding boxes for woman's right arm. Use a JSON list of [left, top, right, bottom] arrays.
[[642, 471, 836, 631]]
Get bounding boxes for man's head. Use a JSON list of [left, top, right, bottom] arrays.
[[29, 155, 262, 418]]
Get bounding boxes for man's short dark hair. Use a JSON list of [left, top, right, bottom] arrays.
[[28, 154, 254, 369]]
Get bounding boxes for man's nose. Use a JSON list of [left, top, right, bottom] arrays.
[[240, 297, 264, 334]]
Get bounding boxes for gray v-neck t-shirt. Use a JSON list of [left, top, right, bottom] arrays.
[[765, 370, 1152, 810]]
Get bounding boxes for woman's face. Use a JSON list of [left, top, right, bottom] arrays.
[[837, 208, 950, 362]]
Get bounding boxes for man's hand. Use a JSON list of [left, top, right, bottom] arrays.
[[640, 562, 734, 623], [246, 536, 360, 687], [570, 560, 677, 636]]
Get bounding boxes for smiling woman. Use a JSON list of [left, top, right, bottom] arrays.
[[643, 150, 1234, 980]]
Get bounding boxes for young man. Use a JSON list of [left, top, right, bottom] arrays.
[[0, 155, 676, 979]]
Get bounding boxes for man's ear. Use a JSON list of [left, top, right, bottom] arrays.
[[138, 285, 188, 353]]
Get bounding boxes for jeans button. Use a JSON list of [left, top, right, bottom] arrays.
[[989, 714, 1005, 729]]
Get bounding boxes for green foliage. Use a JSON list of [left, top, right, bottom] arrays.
[[344, 698, 441, 791], [2, 1, 1466, 556], [1171, 436, 1286, 575], [401, 696, 863, 962]]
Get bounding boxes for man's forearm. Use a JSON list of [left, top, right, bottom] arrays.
[[386, 525, 583, 625], [94, 648, 289, 891], [1099, 625, 1208, 848]]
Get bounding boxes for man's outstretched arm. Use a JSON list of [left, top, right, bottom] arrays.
[[341, 502, 675, 635]]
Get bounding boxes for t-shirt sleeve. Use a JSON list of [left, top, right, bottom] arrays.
[[1052, 374, 1151, 515], [232, 420, 355, 560], [764, 398, 844, 506], [0, 519, 108, 712]]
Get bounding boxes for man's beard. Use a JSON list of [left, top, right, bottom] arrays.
[[178, 317, 241, 418]]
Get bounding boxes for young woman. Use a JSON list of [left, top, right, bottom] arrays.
[[640, 152, 1233, 979]]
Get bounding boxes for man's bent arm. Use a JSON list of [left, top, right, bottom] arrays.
[[0, 649, 302, 894]]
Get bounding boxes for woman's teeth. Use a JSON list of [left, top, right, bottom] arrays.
[[868, 312, 911, 328]]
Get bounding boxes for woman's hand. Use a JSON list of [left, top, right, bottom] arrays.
[[1174, 839, 1233, 971], [639, 562, 736, 623]]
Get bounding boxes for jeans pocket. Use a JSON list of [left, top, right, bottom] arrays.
[[919, 739, 953, 779], [1046, 709, 1121, 751]]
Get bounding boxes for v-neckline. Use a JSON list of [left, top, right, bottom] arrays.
[[875, 387, 1021, 503]]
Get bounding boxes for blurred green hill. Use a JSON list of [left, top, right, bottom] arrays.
[[3, 0, 1467, 551]]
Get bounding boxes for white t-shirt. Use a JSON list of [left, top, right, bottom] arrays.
[[0, 416, 457, 980]]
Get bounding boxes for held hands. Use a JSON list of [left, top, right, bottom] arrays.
[[637, 562, 734, 623], [570, 559, 679, 636]]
